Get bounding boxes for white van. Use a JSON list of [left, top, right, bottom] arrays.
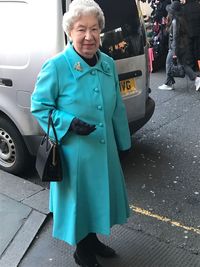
[[0, 0, 155, 175]]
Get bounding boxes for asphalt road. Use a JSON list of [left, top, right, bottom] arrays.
[[124, 70, 200, 255], [23, 69, 200, 256]]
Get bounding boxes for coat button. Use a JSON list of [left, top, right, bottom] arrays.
[[94, 88, 99, 92], [97, 105, 102, 110], [99, 122, 103, 127], [100, 139, 105, 144], [91, 70, 96, 75]]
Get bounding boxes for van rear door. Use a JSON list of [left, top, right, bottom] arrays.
[[96, 0, 153, 133]]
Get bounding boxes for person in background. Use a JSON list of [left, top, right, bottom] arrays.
[[31, 0, 131, 266], [181, 0, 200, 71], [158, 1, 200, 90]]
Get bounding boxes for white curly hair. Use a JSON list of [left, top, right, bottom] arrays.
[[62, 0, 105, 36]]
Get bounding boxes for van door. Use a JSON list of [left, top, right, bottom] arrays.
[[0, 0, 65, 174], [96, 0, 155, 133]]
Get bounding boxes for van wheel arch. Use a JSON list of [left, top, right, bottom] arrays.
[[0, 114, 31, 175]]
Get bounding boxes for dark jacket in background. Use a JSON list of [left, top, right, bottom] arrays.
[[183, 0, 200, 38], [168, 16, 191, 65], [183, 0, 200, 64]]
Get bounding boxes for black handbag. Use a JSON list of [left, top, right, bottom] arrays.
[[35, 110, 62, 182], [170, 57, 185, 78]]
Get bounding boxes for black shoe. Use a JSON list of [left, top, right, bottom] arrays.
[[88, 234, 116, 258], [73, 249, 102, 267], [94, 244, 116, 258]]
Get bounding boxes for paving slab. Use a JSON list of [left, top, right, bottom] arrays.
[[0, 171, 49, 267], [0, 171, 43, 202], [22, 189, 49, 215], [0, 210, 46, 267], [19, 216, 200, 267], [0, 194, 31, 256]]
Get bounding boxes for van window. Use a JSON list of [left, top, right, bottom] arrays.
[[0, 2, 29, 67], [97, 0, 145, 60]]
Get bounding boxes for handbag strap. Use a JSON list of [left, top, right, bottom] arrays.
[[47, 110, 58, 144]]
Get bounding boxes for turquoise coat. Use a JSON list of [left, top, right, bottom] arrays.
[[31, 43, 131, 245]]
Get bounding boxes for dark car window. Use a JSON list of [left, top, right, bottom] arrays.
[[96, 0, 145, 60]]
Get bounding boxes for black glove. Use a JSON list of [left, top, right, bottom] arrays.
[[69, 118, 96, 135]]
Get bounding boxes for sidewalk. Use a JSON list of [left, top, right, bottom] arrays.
[[0, 171, 49, 267], [1, 171, 200, 267]]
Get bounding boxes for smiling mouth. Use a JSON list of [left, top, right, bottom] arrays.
[[83, 44, 95, 47]]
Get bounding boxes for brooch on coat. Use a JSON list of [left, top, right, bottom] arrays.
[[101, 61, 110, 74], [74, 62, 83, 72]]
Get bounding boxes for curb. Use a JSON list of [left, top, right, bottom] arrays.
[[0, 171, 49, 267]]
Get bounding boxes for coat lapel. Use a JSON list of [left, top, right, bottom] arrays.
[[62, 43, 112, 80]]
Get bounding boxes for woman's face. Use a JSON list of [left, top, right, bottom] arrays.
[[69, 14, 101, 58]]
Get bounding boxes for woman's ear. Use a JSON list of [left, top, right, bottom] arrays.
[[67, 31, 72, 41], [68, 34, 72, 43]]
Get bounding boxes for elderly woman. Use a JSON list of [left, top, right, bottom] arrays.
[[31, 0, 131, 266]]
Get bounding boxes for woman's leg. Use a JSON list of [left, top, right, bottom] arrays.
[[181, 53, 200, 91], [183, 64, 200, 91], [183, 64, 197, 81], [158, 50, 175, 90], [87, 233, 116, 258], [74, 234, 102, 267], [165, 50, 175, 86]]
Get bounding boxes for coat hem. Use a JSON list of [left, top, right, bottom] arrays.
[[52, 218, 129, 246]]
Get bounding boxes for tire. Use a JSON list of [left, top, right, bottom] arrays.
[[0, 116, 30, 175]]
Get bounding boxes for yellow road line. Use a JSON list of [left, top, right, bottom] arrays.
[[130, 205, 200, 235]]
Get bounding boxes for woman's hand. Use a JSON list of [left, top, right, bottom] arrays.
[[69, 118, 96, 135], [172, 55, 178, 65]]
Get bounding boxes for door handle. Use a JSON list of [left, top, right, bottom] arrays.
[[0, 78, 13, 87]]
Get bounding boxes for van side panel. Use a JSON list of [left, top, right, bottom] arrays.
[[0, 0, 65, 138], [115, 55, 147, 122]]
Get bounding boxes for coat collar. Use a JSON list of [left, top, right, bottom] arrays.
[[62, 43, 112, 80]]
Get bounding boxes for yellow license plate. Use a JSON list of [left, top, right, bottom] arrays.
[[120, 78, 136, 96]]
